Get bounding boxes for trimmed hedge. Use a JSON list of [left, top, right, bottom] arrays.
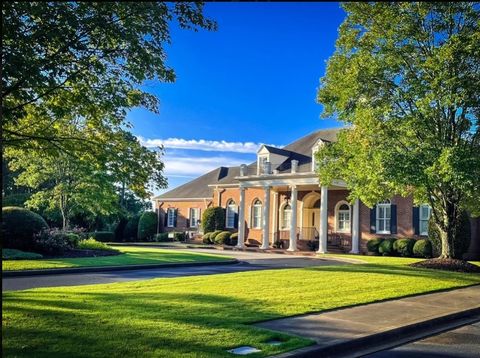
[[214, 231, 232, 245], [413, 239, 433, 258], [393, 238, 415, 257], [2, 207, 49, 251], [202, 233, 213, 244], [378, 238, 396, 256], [229, 232, 238, 246], [210, 230, 223, 241], [89, 231, 115, 242], [77, 239, 117, 252], [201, 207, 225, 233], [138, 211, 158, 241], [173, 232, 186, 241], [154, 233, 170, 242], [366, 238, 384, 254], [123, 215, 140, 242]]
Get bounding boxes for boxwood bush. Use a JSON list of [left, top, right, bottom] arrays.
[[214, 231, 232, 245], [154, 233, 170, 242], [137, 211, 158, 241], [89, 231, 115, 242], [77, 239, 117, 252], [2, 206, 49, 251], [201, 207, 225, 233], [173, 232, 186, 241], [229, 232, 239, 246], [378, 238, 397, 256], [210, 230, 223, 242], [413, 239, 433, 258], [366, 238, 384, 254], [393, 238, 416, 257], [202, 233, 213, 244]]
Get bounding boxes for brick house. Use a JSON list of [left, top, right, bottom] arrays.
[[153, 128, 442, 254]]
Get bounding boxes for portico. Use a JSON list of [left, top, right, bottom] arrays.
[[234, 166, 360, 253]]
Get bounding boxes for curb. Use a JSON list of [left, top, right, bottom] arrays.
[[2, 259, 239, 277], [273, 307, 480, 358]]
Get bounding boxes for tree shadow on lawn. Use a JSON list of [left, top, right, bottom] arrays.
[[2, 290, 310, 358]]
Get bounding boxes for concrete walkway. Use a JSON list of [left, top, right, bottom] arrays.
[[256, 285, 480, 357]]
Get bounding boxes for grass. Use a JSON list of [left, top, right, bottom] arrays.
[[2, 246, 233, 271], [3, 256, 480, 357]]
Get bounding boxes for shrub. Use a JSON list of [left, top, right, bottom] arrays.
[[378, 238, 397, 256], [33, 228, 76, 255], [123, 215, 140, 241], [201, 207, 225, 233], [210, 230, 223, 241], [173, 232, 186, 241], [366, 238, 384, 254], [77, 239, 118, 252], [428, 211, 471, 259], [215, 231, 232, 245], [89, 231, 115, 242], [393, 238, 416, 257], [137, 211, 158, 241], [2, 248, 43, 260], [202, 233, 213, 244], [153, 233, 170, 242], [2, 206, 49, 251], [413, 239, 433, 258], [229, 232, 239, 246], [1, 193, 31, 208]]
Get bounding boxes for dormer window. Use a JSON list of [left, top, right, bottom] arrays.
[[257, 155, 268, 175]]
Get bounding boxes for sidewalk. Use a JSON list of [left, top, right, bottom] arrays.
[[256, 285, 480, 358]]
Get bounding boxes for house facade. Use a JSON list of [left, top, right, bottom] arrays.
[[154, 128, 433, 253]]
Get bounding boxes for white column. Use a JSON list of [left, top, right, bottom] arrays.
[[261, 186, 270, 249], [271, 191, 278, 244], [288, 185, 298, 251], [350, 199, 360, 254], [318, 186, 328, 253], [236, 186, 246, 248]]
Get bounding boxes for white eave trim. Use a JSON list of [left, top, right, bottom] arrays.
[[153, 197, 212, 202]]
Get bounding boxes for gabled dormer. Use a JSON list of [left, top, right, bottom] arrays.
[[257, 145, 290, 175], [311, 139, 324, 172]]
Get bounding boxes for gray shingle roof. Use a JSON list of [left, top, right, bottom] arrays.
[[154, 128, 343, 200]]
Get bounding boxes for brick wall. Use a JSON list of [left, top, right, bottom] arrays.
[[156, 200, 212, 234]]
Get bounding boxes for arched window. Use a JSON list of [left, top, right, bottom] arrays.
[[376, 200, 391, 234], [252, 199, 262, 229], [281, 204, 292, 230], [335, 202, 351, 233], [226, 200, 237, 228]]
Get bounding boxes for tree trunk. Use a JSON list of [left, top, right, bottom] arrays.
[[438, 199, 458, 259]]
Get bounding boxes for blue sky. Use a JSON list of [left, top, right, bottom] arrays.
[[127, 2, 346, 196]]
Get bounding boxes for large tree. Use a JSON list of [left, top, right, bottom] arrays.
[[2, 2, 215, 150], [316, 2, 480, 258]]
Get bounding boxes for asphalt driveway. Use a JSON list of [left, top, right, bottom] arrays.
[[2, 249, 349, 291]]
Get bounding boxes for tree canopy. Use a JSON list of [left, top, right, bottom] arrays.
[[316, 2, 480, 258]]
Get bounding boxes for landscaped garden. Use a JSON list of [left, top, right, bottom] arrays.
[[3, 256, 480, 357]]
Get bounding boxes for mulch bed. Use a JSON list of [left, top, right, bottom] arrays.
[[410, 258, 480, 273], [45, 249, 121, 259]]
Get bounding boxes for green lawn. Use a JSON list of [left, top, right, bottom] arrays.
[[3, 257, 480, 357], [2, 246, 233, 271]]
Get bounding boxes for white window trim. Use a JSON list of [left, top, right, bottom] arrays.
[[167, 208, 175, 228], [189, 208, 200, 228], [376, 201, 391, 234], [251, 199, 262, 229], [419, 204, 431, 236], [226, 200, 237, 229], [335, 201, 351, 233], [257, 155, 268, 175], [280, 201, 292, 230]]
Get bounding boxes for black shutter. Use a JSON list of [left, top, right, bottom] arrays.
[[390, 204, 397, 234], [186, 209, 190, 228], [173, 209, 178, 227], [412, 206, 419, 235], [370, 205, 377, 233], [234, 212, 239, 229], [164, 210, 168, 228]]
